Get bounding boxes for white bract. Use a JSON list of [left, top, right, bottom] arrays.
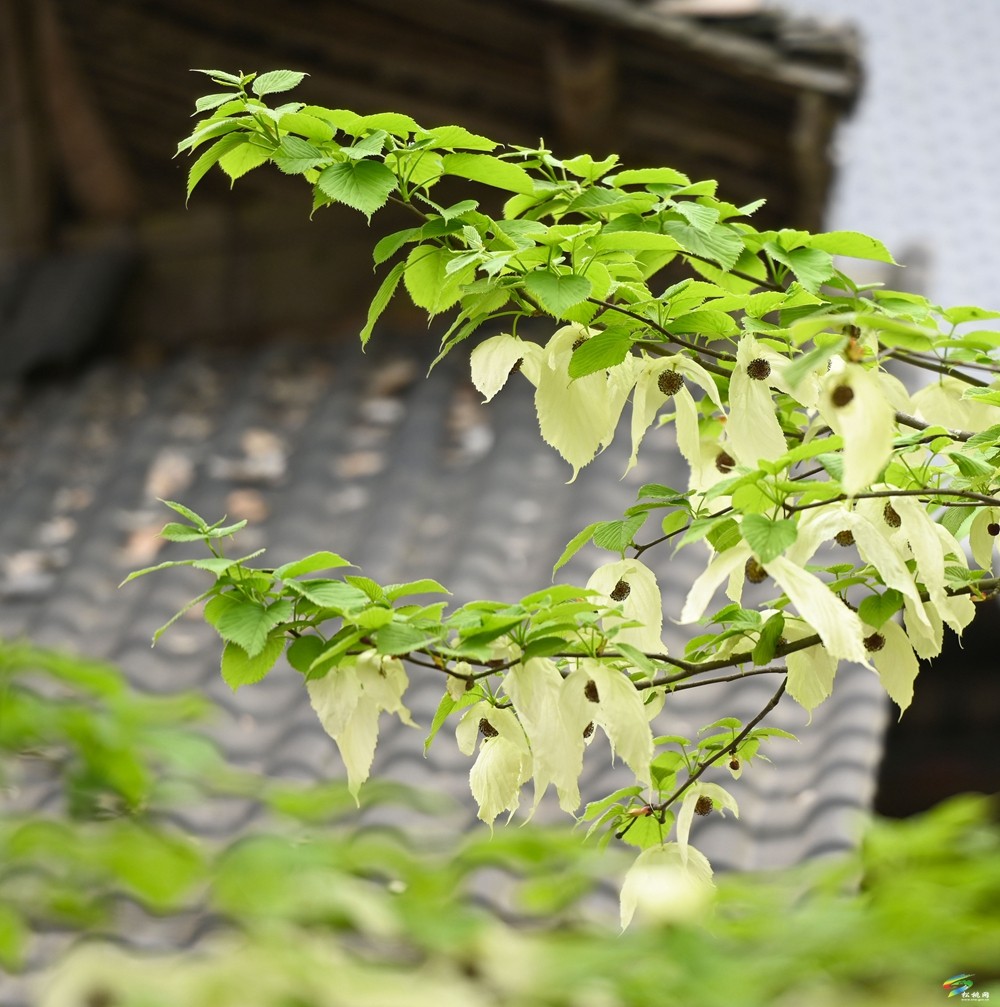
[[619, 842, 715, 929], [587, 558, 664, 654], [307, 651, 416, 801], [456, 702, 532, 826]]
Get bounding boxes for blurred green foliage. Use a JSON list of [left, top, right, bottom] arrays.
[[1, 640, 997, 1005]]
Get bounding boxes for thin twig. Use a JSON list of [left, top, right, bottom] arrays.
[[650, 678, 787, 816]]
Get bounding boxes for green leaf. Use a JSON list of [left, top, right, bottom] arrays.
[[784, 336, 848, 390], [216, 599, 292, 658], [752, 612, 785, 666], [441, 152, 535, 194], [424, 687, 481, 754], [192, 68, 244, 86], [221, 632, 285, 690], [665, 220, 744, 270], [375, 620, 443, 656], [275, 551, 352, 580], [186, 132, 246, 201], [581, 785, 645, 821], [272, 134, 327, 174], [609, 168, 689, 187], [373, 227, 421, 266], [552, 522, 600, 577], [278, 111, 335, 142], [568, 326, 633, 378], [804, 230, 897, 264], [422, 124, 497, 151], [403, 245, 473, 316], [219, 137, 273, 181], [593, 514, 647, 554], [941, 305, 1000, 325], [287, 635, 326, 674], [316, 159, 397, 219], [951, 451, 994, 480], [593, 232, 680, 254], [251, 70, 307, 97], [0, 904, 27, 972], [337, 577, 380, 603], [159, 500, 210, 529], [522, 270, 592, 318], [765, 243, 835, 294], [741, 514, 798, 563], [160, 522, 215, 543], [360, 260, 407, 345], [384, 579, 450, 601], [195, 92, 238, 114], [286, 579, 370, 610], [858, 589, 904, 629]]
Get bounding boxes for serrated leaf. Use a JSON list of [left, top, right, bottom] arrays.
[[158, 500, 209, 528], [522, 271, 592, 318], [372, 227, 421, 266], [360, 260, 407, 345], [192, 68, 244, 86], [287, 635, 326, 674], [216, 599, 292, 658], [275, 551, 352, 580], [568, 327, 633, 378], [752, 612, 785, 666], [766, 243, 835, 294], [805, 230, 897, 264], [552, 522, 600, 578], [251, 70, 307, 97], [160, 522, 213, 543], [609, 168, 690, 187], [316, 159, 397, 219], [581, 785, 645, 822], [375, 620, 443, 656], [344, 575, 385, 601], [218, 137, 273, 180], [785, 336, 848, 390], [220, 632, 285, 690], [665, 220, 744, 271], [403, 245, 472, 316], [286, 579, 372, 610], [195, 92, 238, 114], [384, 579, 450, 601], [186, 132, 246, 201], [858, 589, 904, 629], [441, 152, 535, 195], [593, 514, 647, 554], [741, 514, 797, 563]]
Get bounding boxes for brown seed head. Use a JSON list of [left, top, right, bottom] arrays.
[[657, 370, 684, 397], [715, 451, 736, 474], [610, 579, 631, 602], [863, 632, 886, 653], [883, 502, 902, 529], [583, 721, 595, 739], [729, 757, 741, 771], [509, 357, 524, 375], [694, 795, 714, 816], [479, 718, 499, 738], [834, 529, 855, 547], [572, 336, 587, 351], [989, 522, 1000, 537], [831, 383, 855, 408], [745, 558, 767, 584], [746, 358, 771, 381], [584, 678, 600, 703]]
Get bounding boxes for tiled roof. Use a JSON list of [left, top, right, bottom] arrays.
[[0, 338, 888, 864]]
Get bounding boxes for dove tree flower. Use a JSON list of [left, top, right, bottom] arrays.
[[142, 70, 1000, 928]]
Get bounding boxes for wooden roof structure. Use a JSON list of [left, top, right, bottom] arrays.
[[0, 0, 860, 352]]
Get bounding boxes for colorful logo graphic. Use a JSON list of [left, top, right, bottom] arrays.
[[943, 974, 975, 997]]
